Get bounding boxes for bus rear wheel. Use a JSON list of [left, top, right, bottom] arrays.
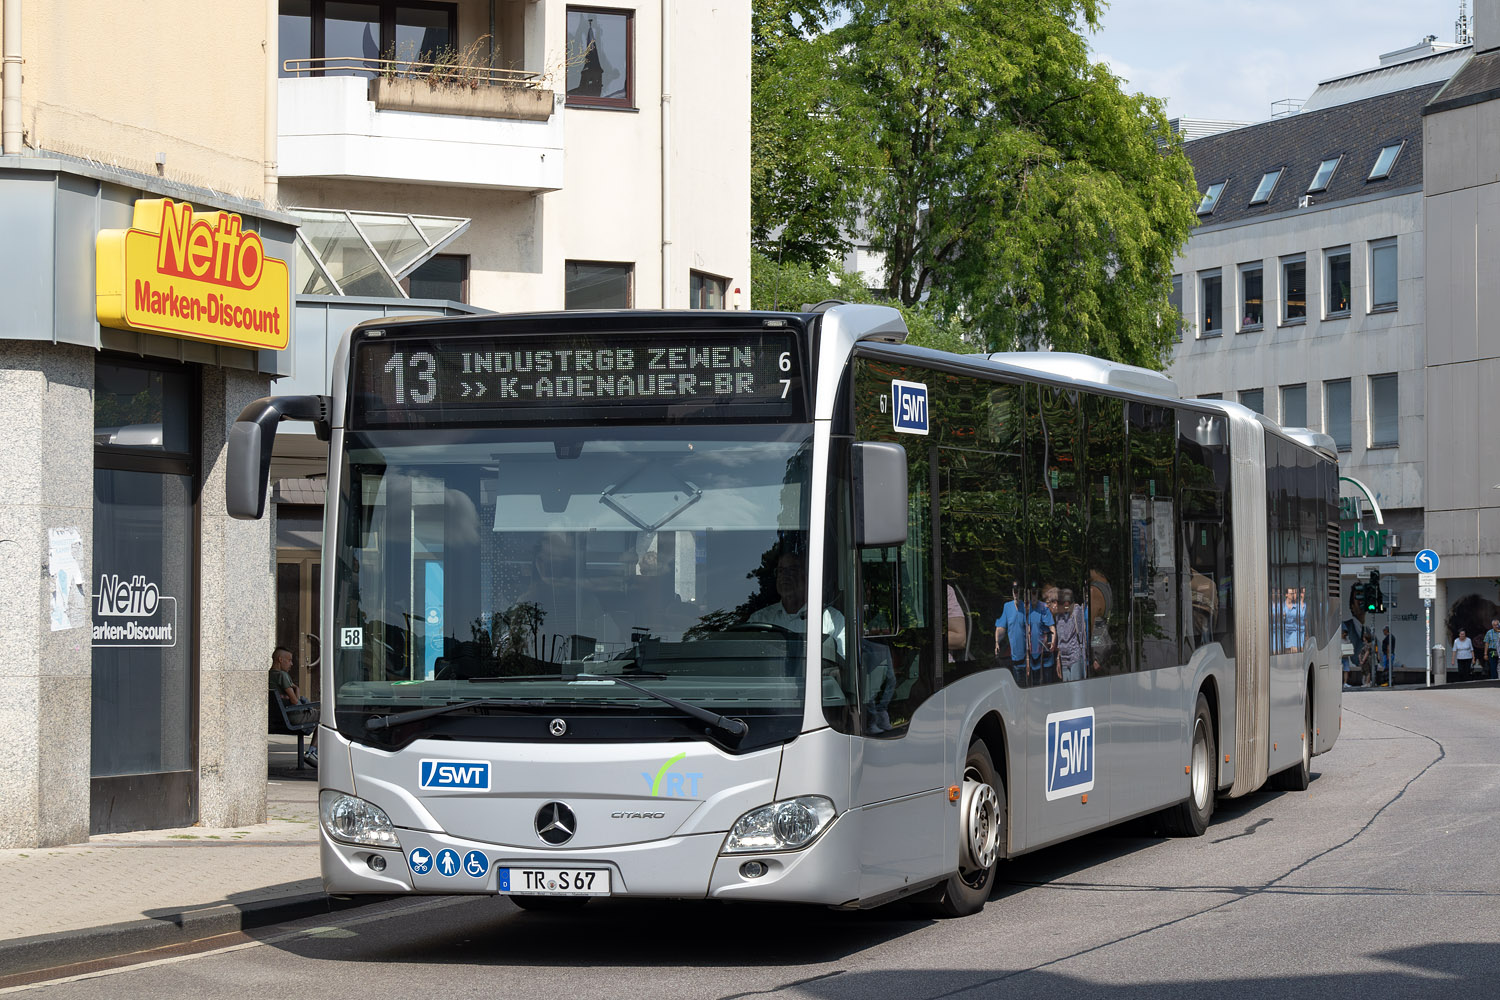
[[1270, 688, 1313, 792], [919, 740, 1004, 918], [1163, 693, 1216, 837]]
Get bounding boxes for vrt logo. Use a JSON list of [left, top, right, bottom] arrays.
[[641, 753, 703, 797]]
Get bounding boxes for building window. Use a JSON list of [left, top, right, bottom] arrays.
[[1369, 142, 1404, 181], [1281, 383, 1307, 428], [1197, 392, 1223, 400], [566, 7, 633, 108], [1281, 255, 1306, 324], [1199, 269, 1223, 336], [1325, 379, 1352, 451], [1370, 238, 1398, 311], [1370, 374, 1398, 447], [1325, 247, 1351, 317], [1249, 169, 1283, 205], [1308, 156, 1340, 193], [690, 271, 729, 309], [1197, 181, 1226, 215], [401, 254, 468, 302], [1240, 389, 1264, 414], [277, 1, 458, 78], [565, 260, 633, 308], [1169, 274, 1183, 341], [1239, 262, 1263, 330]]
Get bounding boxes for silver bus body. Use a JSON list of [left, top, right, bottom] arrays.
[[290, 305, 1340, 908]]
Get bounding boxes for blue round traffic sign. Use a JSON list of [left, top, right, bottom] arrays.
[[1415, 549, 1440, 574]]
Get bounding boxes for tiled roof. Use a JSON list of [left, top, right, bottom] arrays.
[[1425, 48, 1500, 114], [1184, 82, 1445, 228]]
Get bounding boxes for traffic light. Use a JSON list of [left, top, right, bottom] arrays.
[[1367, 570, 1384, 613], [1351, 582, 1364, 610]]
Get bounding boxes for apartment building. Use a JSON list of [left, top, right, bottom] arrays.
[[1167, 22, 1500, 679], [0, 0, 751, 848]]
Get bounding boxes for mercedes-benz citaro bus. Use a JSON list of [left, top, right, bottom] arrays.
[[227, 304, 1341, 917]]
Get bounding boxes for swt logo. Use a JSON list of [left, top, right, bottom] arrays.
[[419, 759, 491, 791], [641, 753, 703, 798], [1044, 707, 1095, 801]]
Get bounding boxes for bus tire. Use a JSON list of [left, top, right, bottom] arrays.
[[1270, 688, 1313, 792], [509, 895, 591, 913], [920, 740, 1004, 918], [1164, 693, 1216, 837]]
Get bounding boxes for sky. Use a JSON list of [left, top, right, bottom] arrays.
[[1087, 0, 1468, 124]]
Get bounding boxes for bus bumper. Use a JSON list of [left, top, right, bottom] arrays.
[[321, 811, 861, 906]]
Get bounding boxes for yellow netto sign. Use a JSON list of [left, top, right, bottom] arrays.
[[96, 199, 290, 350]]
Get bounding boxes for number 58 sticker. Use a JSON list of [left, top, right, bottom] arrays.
[[340, 627, 364, 649]]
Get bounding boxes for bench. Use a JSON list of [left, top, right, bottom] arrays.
[[268, 690, 318, 769]]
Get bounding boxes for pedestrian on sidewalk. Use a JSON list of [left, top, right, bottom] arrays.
[[1381, 627, 1395, 678], [271, 646, 319, 765], [1485, 618, 1500, 680], [1452, 629, 1476, 683]]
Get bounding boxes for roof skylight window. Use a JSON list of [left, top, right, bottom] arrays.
[[1369, 142, 1404, 181], [1197, 181, 1226, 215], [1308, 156, 1340, 192], [1249, 168, 1283, 205]]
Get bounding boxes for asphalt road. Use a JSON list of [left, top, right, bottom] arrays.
[[12, 687, 1500, 999]]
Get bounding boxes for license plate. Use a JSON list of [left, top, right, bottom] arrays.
[[498, 867, 610, 896]]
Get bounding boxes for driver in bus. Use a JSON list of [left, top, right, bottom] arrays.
[[516, 531, 622, 661], [748, 548, 846, 660]]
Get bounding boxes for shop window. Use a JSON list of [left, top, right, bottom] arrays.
[[402, 254, 469, 302], [278, 1, 457, 78], [566, 7, 633, 108], [565, 260, 633, 309], [94, 363, 192, 453], [690, 271, 729, 309]]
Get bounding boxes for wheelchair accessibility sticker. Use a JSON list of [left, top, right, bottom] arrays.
[[463, 851, 490, 877]]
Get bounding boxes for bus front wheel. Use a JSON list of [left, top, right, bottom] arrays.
[[1164, 693, 1216, 837], [920, 740, 1004, 918]]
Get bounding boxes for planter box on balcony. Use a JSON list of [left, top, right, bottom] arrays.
[[369, 77, 554, 121]]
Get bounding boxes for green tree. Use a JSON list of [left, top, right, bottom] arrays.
[[753, 0, 1198, 368]]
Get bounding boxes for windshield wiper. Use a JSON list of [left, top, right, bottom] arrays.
[[574, 673, 749, 741], [365, 698, 636, 732]]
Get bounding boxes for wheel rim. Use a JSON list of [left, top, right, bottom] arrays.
[[959, 765, 1001, 883], [1190, 718, 1210, 810]]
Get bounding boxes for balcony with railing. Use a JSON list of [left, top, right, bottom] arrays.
[[277, 55, 564, 191]]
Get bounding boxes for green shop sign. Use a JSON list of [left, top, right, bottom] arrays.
[[1341, 528, 1388, 558]]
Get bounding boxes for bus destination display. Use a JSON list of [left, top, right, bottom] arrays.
[[353, 332, 802, 425]]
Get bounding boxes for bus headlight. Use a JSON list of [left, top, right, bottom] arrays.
[[319, 790, 401, 850], [722, 796, 836, 853]]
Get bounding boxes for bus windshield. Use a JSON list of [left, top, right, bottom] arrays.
[[331, 423, 817, 750]]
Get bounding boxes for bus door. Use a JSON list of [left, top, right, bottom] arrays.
[[846, 360, 950, 897]]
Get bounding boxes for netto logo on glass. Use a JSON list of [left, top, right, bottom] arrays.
[[641, 753, 703, 798]]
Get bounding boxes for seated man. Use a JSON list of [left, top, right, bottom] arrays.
[[748, 548, 847, 661], [270, 645, 318, 766]]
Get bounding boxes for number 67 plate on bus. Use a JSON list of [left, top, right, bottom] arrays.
[[498, 867, 610, 896]]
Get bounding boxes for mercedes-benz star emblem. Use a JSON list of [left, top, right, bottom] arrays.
[[549, 718, 568, 737], [536, 802, 576, 846]]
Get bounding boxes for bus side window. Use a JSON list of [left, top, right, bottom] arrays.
[[1084, 394, 1127, 675]]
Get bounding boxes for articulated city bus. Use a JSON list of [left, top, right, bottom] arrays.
[[228, 304, 1341, 917]]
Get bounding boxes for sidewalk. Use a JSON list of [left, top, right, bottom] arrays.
[[0, 736, 381, 979]]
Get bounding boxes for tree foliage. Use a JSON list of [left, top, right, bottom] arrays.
[[751, 0, 1200, 369]]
